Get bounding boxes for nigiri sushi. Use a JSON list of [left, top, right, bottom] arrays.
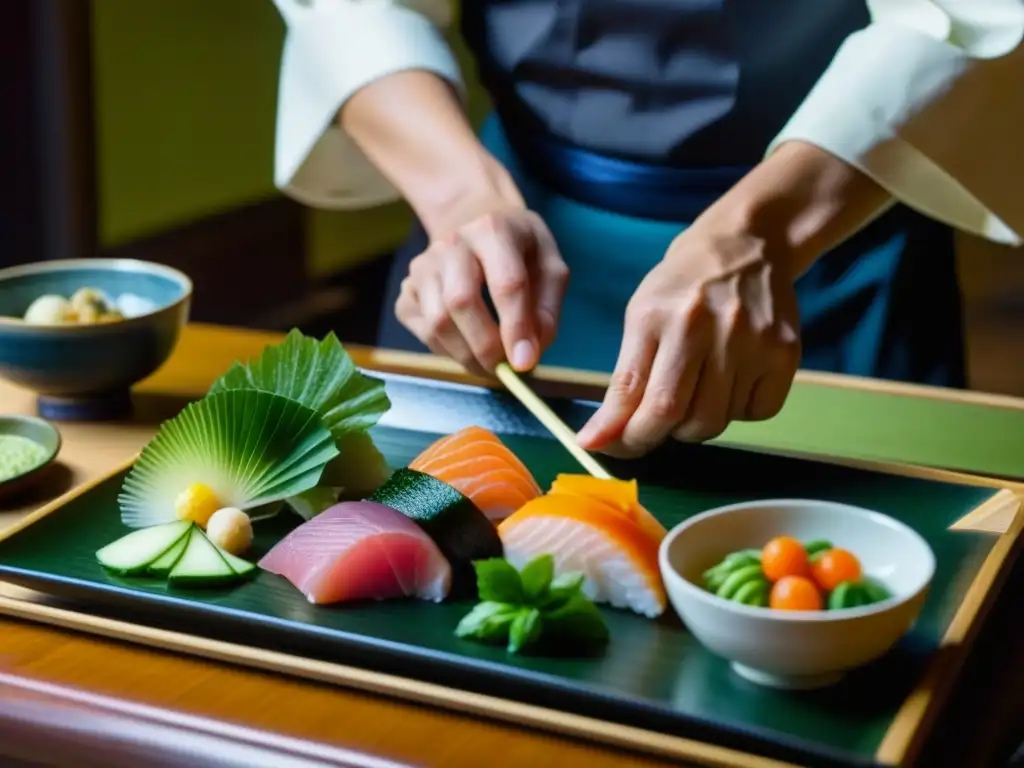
[[548, 474, 668, 544], [259, 501, 451, 604], [498, 476, 667, 618], [409, 426, 541, 523]]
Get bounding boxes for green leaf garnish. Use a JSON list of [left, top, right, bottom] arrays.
[[457, 557, 608, 655], [286, 485, 342, 521], [474, 558, 524, 604], [544, 593, 611, 644], [118, 390, 339, 528], [454, 601, 520, 642], [541, 572, 586, 610], [209, 330, 391, 439], [319, 431, 393, 495], [519, 555, 555, 603], [509, 608, 543, 653]]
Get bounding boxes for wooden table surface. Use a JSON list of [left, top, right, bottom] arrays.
[[0, 323, 1021, 768]]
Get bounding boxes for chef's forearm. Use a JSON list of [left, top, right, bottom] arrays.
[[340, 70, 524, 238], [699, 140, 892, 280]]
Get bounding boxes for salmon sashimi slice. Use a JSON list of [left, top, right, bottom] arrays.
[[498, 491, 667, 618], [548, 474, 668, 544], [258, 500, 451, 605], [410, 426, 541, 523]]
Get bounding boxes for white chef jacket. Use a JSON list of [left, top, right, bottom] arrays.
[[270, 0, 1024, 246]]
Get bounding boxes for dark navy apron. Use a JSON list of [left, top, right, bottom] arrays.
[[378, 0, 966, 388]]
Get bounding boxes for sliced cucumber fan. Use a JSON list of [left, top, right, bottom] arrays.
[[119, 389, 339, 528]]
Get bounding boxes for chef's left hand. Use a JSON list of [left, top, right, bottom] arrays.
[[576, 223, 802, 458]]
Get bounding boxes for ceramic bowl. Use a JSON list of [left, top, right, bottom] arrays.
[[0, 259, 191, 420], [659, 499, 935, 690], [0, 415, 62, 502]]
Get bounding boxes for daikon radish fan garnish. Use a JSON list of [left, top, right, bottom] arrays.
[[207, 330, 393, 518], [117, 389, 340, 530]]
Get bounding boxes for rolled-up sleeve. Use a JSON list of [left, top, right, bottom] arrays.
[[768, 0, 1024, 246], [271, 0, 462, 209]]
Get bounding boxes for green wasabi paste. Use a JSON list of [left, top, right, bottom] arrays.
[[0, 435, 49, 482]]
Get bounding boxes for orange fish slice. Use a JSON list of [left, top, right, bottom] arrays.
[[548, 474, 668, 545], [499, 491, 667, 618], [410, 426, 542, 523]]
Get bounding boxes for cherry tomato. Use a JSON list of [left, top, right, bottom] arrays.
[[769, 576, 824, 611], [761, 536, 810, 582], [811, 548, 862, 592]]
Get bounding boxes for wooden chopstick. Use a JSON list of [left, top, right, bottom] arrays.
[[495, 362, 613, 480]]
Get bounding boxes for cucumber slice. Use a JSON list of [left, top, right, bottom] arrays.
[[213, 545, 257, 578], [96, 521, 192, 575], [147, 529, 193, 576], [168, 528, 240, 588]]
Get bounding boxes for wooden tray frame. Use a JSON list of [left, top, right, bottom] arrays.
[[0, 361, 1021, 767], [0, 462, 1019, 766]]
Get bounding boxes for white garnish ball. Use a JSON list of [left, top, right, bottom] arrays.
[[23, 295, 73, 325], [205, 507, 253, 555], [115, 292, 157, 318]]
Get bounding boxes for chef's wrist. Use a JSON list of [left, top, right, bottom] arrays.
[[416, 151, 527, 241], [700, 140, 891, 280]]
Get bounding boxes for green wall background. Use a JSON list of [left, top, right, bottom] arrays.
[[91, 0, 486, 277]]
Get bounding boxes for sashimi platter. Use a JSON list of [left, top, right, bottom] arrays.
[[0, 330, 1019, 768]]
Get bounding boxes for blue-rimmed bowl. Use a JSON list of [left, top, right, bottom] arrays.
[[0, 259, 191, 420]]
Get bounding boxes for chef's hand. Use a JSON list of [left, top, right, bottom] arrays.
[[575, 140, 891, 458], [396, 200, 569, 377], [576, 225, 801, 457]]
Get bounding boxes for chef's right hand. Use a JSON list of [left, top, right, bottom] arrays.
[[395, 204, 568, 376]]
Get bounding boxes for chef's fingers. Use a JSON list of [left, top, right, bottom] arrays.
[[441, 239, 504, 372], [415, 269, 485, 375], [395, 281, 447, 357], [672, 326, 735, 443], [576, 309, 659, 451], [612, 319, 708, 458], [527, 217, 570, 351], [745, 322, 800, 421], [462, 216, 539, 372]]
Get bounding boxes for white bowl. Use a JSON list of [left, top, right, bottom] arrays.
[[658, 499, 935, 690]]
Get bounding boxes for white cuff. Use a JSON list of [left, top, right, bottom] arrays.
[[274, 2, 464, 210], [769, 16, 1024, 246]]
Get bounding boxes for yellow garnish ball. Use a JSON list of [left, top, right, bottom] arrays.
[[174, 483, 222, 527], [205, 507, 254, 555]]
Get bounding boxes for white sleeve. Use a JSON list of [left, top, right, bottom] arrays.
[[768, 0, 1024, 246], [271, 0, 462, 210]]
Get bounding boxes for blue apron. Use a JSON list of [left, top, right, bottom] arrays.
[[377, 3, 966, 388]]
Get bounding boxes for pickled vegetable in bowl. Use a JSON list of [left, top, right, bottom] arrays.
[[659, 499, 936, 690]]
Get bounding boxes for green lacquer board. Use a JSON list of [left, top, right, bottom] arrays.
[[0, 375, 1009, 768]]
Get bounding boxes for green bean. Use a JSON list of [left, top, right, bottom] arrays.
[[716, 565, 764, 600]]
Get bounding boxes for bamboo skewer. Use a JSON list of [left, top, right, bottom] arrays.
[[495, 362, 613, 480]]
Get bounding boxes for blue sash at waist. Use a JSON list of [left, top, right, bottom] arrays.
[[501, 121, 751, 223]]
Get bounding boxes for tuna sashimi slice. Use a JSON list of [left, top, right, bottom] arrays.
[[258, 500, 452, 604]]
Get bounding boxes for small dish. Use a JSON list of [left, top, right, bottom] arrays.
[[0, 258, 191, 421], [0, 415, 62, 502], [658, 498, 935, 690]]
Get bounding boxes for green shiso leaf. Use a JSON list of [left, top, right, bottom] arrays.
[[287, 485, 342, 521], [456, 557, 609, 656], [519, 555, 555, 604], [318, 431, 393, 496], [208, 329, 391, 439], [118, 390, 339, 528]]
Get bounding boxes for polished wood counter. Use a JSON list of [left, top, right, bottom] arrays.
[[0, 323, 1020, 767]]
